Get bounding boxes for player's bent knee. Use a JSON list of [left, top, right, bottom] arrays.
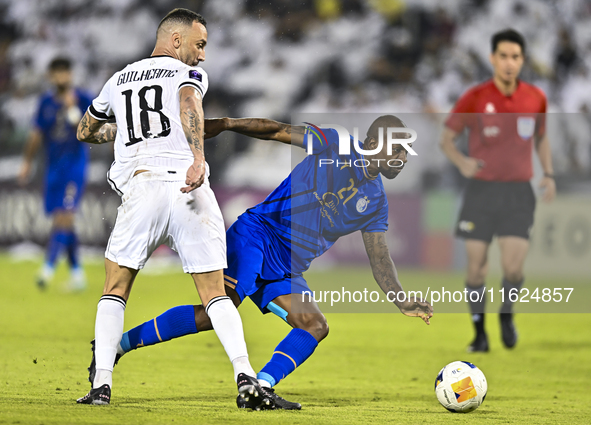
[[315, 317, 329, 342], [293, 313, 329, 342]]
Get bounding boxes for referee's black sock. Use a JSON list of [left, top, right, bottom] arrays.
[[466, 284, 486, 336], [500, 278, 523, 315]]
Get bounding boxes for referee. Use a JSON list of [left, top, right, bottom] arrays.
[[440, 29, 555, 352]]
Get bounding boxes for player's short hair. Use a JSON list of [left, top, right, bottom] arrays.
[[367, 115, 406, 139], [491, 29, 526, 55], [157, 8, 207, 34], [48, 57, 72, 72]]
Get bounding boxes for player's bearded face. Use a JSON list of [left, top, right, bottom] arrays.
[[179, 22, 207, 67], [365, 134, 409, 180], [49, 69, 72, 91], [381, 143, 408, 179], [490, 41, 524, 85]]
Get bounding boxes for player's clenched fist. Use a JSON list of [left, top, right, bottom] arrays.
[[182, 156, 205, 193]]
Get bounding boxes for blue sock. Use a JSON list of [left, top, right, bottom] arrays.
[[257, 329, 318, 387], [46, 229, 68, 266], [65, 231, 80, 269], [120, 305, 198, 352]]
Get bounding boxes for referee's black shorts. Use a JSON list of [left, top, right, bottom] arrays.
[[455, 180, 536, 243]]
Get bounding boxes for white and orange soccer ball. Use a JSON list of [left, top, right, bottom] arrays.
[[434, 361, 487, 413]]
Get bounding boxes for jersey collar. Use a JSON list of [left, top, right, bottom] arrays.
[[490, 78, 521, 98], [149, 54, 175, 59]]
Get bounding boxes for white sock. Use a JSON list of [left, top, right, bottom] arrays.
[[93, 295, 126, 388], [205, 296, 255, 381], [39, 263, 54, 282], [232, 356, 256, 382], [94, 369, 112, 389], [69, 267, 86, 290], [259, 379, 272, 388]]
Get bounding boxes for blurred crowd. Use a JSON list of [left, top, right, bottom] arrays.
[[0, 0, 590, 190]]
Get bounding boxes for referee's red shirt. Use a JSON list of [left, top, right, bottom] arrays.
[[445, 79, 547, 182]]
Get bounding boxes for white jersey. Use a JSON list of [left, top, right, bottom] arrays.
[[88, 55, 209, 196]]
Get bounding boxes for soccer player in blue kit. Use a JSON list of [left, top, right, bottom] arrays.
[[86, 114, 433, 409], [18, 57, 93, 291]]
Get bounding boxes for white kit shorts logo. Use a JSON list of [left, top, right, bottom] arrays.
[[459, 220, 475, 232]]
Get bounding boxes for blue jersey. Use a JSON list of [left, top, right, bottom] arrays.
[[238, 128, 389, 278], [34, 88, 93, 179], [35, 88, 93, 214]]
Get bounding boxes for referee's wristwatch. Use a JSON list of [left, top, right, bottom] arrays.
[[543, 172, 554, 179]]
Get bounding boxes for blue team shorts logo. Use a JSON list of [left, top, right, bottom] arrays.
[[189, 70, 202, 82], [517, 117, 535, 140]]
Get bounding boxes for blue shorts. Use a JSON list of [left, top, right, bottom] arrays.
[[223, 217, 311, 314], [44, 172, 85, 215]]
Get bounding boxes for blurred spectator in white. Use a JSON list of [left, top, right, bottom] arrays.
[[0, 0, 590, 191]]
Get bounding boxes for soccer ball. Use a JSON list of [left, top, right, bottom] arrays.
[[434, 361, 487, 413]]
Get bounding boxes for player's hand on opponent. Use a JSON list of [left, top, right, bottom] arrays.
[[181, 154, 206, 193], [204, 118, 228, 139], [539, 176, 556, 202], [458, 157, 484, 178], [396, 297, 433, 325]]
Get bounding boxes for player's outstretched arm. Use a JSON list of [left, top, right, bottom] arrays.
[[205, 117, 306, 147], [362, 231, 433, 324], [179, 86, 206, 193], [76, 111, 117, 144]]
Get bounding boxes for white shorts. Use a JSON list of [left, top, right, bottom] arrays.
[[105, 170, 227, 273]]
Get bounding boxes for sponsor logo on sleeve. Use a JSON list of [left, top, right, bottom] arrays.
[[189, 70, 202, 82]]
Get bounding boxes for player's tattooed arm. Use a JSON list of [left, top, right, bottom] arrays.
[[95, 120, 117, 144], [180, 88, 205, 154], [362, 231, 405, 298], [179, 86, 206, 193], [362, 231, 433, 324], [205, 118, 306, 147], [77, 111, 117, 144]]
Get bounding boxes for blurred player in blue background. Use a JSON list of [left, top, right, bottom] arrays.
[[18, 57, 93, 291]]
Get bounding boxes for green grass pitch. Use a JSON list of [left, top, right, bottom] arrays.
[[1, 255, 590, 424]]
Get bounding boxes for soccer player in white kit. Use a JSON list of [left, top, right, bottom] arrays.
[[75, 8, 269, 407]]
